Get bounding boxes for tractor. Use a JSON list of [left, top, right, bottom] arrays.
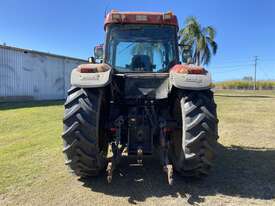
[[62, 11, 218, 185]]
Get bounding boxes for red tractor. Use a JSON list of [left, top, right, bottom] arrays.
[[62, 11, 218, 185]]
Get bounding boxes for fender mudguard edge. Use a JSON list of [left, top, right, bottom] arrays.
[[169, 71, 212, 90], [71, 64, 112, 88]]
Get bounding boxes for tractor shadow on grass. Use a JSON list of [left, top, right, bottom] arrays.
[[80, 144, 275, 205]]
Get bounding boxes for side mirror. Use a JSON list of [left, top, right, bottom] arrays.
[[88, 57, 95, 63], [94, 44, 104, 61]]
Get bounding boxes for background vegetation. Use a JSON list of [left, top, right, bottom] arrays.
[[214, 80, 275, 90]]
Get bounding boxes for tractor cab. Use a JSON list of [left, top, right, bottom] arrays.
[[103, 11, 179, 73]]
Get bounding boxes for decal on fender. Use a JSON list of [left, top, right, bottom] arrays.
[[80, 74, 101, 81]]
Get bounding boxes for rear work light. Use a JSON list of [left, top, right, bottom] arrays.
[[79, 68, 95, 73], [110, 128, 117, 133]]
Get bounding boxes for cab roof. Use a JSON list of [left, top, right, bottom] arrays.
[[104, 10, 178, 31]]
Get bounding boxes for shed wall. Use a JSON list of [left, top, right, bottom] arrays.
[[0, 46, 86, 100]]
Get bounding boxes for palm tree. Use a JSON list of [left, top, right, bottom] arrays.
[[179, 16, 218, 65]]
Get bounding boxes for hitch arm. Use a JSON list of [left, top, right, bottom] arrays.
[[159, 120, 174, 185]]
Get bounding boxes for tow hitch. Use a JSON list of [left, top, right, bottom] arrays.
[[106, 115, 175, 185]]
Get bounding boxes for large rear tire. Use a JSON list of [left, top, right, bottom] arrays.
[[170, 90, 218, 177], [62, 87, 108, 177]]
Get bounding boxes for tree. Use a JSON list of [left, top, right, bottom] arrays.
[[179, 16, 218, 66]]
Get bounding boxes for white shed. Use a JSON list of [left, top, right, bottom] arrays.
[[0, 45, 87, 101]]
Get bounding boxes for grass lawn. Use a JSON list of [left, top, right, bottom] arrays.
[[0, 101, 64, 194], [0, 90, 275, 205], [214, 89, 275, 97]]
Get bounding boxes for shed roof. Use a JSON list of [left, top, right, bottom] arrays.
[[0, 44, 87, 62]]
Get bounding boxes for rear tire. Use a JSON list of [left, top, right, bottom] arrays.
[[170, 90, 218, 177], [62, 87, 108, 177]]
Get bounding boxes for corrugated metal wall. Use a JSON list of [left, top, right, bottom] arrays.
[[0, 46, 86, 100]]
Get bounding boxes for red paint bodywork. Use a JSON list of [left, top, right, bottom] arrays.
[[104, 11, 178, 30], [77, 64, 110, 73], [170, 64, 206, 74]]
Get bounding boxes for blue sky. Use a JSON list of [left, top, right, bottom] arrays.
[[1, 0, 275, 81]]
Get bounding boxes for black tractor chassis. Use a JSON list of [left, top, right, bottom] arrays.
[[106, 74, 177, 184]]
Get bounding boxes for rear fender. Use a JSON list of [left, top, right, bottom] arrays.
[[169, 64, 212, 90], [71, 63, 112, 88]]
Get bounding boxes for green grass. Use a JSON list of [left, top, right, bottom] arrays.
[[0, 101, 64, 194], [1, 92, 275, 205], [215, 91, 275, 148], [214, 89, 275, 97]]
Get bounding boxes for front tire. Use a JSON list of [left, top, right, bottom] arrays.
[[62, 87, 108, 177], [170, 90, 218, 177]]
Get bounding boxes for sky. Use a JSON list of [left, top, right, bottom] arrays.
[[1, 0, 275, 81]]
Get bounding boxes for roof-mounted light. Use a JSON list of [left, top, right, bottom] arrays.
[[112, 13, 121, 21], [136, 15, 148, 21], [163, 11, 173, 20], [104, 11, 179, 31]]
